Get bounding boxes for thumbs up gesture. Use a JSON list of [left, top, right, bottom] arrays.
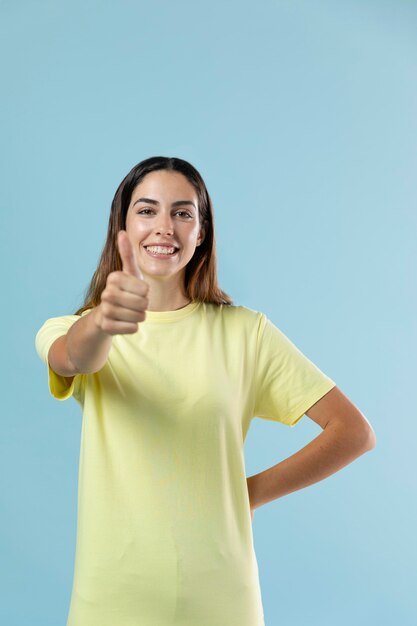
[[95, 230, 150, 336]]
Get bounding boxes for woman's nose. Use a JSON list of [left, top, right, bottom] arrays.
[[155, 215, 174, 233]]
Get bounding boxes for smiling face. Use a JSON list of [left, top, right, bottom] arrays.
[[125, 170, 205, 281]]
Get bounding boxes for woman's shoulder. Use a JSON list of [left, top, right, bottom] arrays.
[[204, 302, 264, 326], [35, 307, 95, 337]]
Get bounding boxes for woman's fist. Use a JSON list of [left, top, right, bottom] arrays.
[[95, 231, 150, 336]]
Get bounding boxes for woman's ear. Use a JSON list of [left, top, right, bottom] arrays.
[[197, 220, 209, 246]]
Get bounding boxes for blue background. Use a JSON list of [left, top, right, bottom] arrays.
[[1, 1, 416, 624]]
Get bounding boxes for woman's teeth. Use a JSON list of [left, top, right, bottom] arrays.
[[145, 246, 177, 255]]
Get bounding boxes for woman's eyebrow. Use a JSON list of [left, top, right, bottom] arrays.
[[133, 197, 196, 210]]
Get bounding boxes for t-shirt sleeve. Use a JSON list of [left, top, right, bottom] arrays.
[[253, 313, 336, 427], [34, 310, 92, 403]]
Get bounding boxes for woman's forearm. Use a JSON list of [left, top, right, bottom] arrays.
[[247, 423, 374, 510], [66, 306, 113, 374]]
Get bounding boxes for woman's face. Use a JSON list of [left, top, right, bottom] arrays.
[[125, 170, 205, 280]]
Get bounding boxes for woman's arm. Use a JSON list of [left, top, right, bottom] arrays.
[[247, 386, 376, 510], [48, 306, 112, 376]]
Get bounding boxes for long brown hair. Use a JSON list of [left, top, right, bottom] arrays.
[[74, 156, 234, 315]]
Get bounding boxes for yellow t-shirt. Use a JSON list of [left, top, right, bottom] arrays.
[[35, 301, 336, 626]]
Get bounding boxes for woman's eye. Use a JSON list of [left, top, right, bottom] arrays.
[[137, 208, 153, 214]]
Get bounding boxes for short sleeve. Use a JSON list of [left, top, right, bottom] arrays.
[[34, 309, 92, 403], [253, 314, 336, 427]]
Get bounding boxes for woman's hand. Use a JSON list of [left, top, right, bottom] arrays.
[[95, 230, 150, 336]]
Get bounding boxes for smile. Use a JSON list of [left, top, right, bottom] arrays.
[[144, 246, 179, 258]]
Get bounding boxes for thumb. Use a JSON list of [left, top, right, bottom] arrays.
[[117, 230, 144, 280]]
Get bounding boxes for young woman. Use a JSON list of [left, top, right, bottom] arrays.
[[35, 156, 376, 626]]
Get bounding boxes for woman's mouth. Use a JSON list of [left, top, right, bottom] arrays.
[[143, 245, 179, 259]]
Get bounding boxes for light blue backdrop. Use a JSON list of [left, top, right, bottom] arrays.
[[1, 1, 415, 625]]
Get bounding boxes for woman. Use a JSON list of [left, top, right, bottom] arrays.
[[35, 156, 376, 626]]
